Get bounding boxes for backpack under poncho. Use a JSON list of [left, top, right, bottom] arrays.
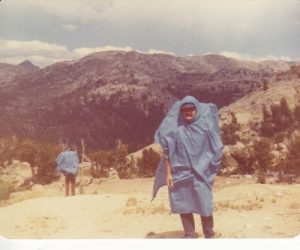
[[56, 151, 79, 176]]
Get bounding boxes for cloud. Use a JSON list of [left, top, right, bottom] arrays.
[[10, 0, 113, 23], [0, 39, 296, 68], [218, 51, 293, 62], [147, 49, 175, 56], [73, 46, 133, 58], [0, 39, 71, 67], [62, 24, 78, 32], [0, 40, 134, 67], [4, 0, 300, 61], [6, 0, 272, 28]]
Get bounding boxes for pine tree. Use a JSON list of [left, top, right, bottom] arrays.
[[262, 79, 269, 91], [294, 104, 300, 127], [221, 112, 240, 145], [231, 147, 255, 174], [260, 104, 274, 136], [280, 97, 293, 128], [286, 134, 300, 175], [270, 104, 280, 129], [253, 138, 273, 183]]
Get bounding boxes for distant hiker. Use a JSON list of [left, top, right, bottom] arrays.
[[152, 96, 223, 238], [56, 150, 79, 196]]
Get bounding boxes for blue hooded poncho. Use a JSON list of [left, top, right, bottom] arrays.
[[152, 96, 223, 216], [56, 151, 79, 176]]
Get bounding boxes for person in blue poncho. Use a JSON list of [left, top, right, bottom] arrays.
[[56, 150, 80, 196], [152, 96, 223, 238]]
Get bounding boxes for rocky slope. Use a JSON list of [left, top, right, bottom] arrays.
[[219, 64, 300, 140]]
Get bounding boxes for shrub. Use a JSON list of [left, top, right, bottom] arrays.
[[286, 134, 300, 175], [35, 143, 61, 184], [221, 112, 240, 145], [262, 79, 269, 91], [88, 141, 132, 179], [274, 132, 285, 144], [0, 136, 61, 184], [0, 180, 13, 200], [231, 146, 255, 174], [219, 153, 239, 176], [253, 138, 273, 183], [260, 98, 294, 137], [89, 149, 112, 178], [137, 148, 161, 177], [294, 104, 300, 127]]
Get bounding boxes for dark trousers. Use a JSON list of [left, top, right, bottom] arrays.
[[65, 174, 76, 196], [180, 213, 215, 238]]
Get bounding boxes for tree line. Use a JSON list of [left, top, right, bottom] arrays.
[[0, 136, 161, 184]]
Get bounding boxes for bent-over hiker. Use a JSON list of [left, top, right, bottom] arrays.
[[56, 150, 79, 196]]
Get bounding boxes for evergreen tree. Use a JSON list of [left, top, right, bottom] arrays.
[[270, 103, 282, 131], [221, 112, 240, 145], [262, 79, 269, 91], [231, 147, 255, 174], [253, 138, 273, 183], [137, 148, 160, 177], [280, 97, 293, 128], [260, 104, 274, 136], [286, 134, 300, 175], [294, 104, 300, 127]]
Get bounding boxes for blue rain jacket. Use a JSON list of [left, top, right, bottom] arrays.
[[152, 96, 223, 216], [56, 151, 79, 176]]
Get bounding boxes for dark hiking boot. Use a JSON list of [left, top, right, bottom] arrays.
[[180, 213, 196, 238], [201, 215, 216, 239]]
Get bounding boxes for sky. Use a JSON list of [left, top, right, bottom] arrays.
[[0, 0, 300, 67]]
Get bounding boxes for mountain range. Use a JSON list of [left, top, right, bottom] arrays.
[[0, 51, 293, 151]]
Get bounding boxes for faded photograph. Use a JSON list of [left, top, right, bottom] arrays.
[[0, 0, 299, 240]]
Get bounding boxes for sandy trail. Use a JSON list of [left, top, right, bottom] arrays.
[[0, 177, 299, 239]]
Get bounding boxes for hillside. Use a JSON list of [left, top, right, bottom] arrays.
[[0, 61, 39, 84], [219, 64, 300, 146], [0, 51, 291, 151], [220, 66, 300, 125]]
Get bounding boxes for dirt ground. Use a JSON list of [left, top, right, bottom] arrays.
[[0, 176, 299, 239]]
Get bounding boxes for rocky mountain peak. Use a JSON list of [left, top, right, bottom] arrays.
[[18, 60, 40, 71]]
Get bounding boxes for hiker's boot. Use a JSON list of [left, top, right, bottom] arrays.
[[201, 215, 215, 239], [71, 184, 75, 196], [180, 213, 196, 238], [65, 183, 70, 196]]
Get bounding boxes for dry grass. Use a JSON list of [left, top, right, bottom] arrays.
[[126, 197, 138, 207], [123, 199, 169, 215], [214, 199, 263, 212]]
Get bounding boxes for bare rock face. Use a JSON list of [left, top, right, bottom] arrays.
[[0, 160, 33, 191], [107, 168, 120, 180], [79, 162, 93, 176]]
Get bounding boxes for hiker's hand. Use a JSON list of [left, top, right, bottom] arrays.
[[166, 174, 173, 188]]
